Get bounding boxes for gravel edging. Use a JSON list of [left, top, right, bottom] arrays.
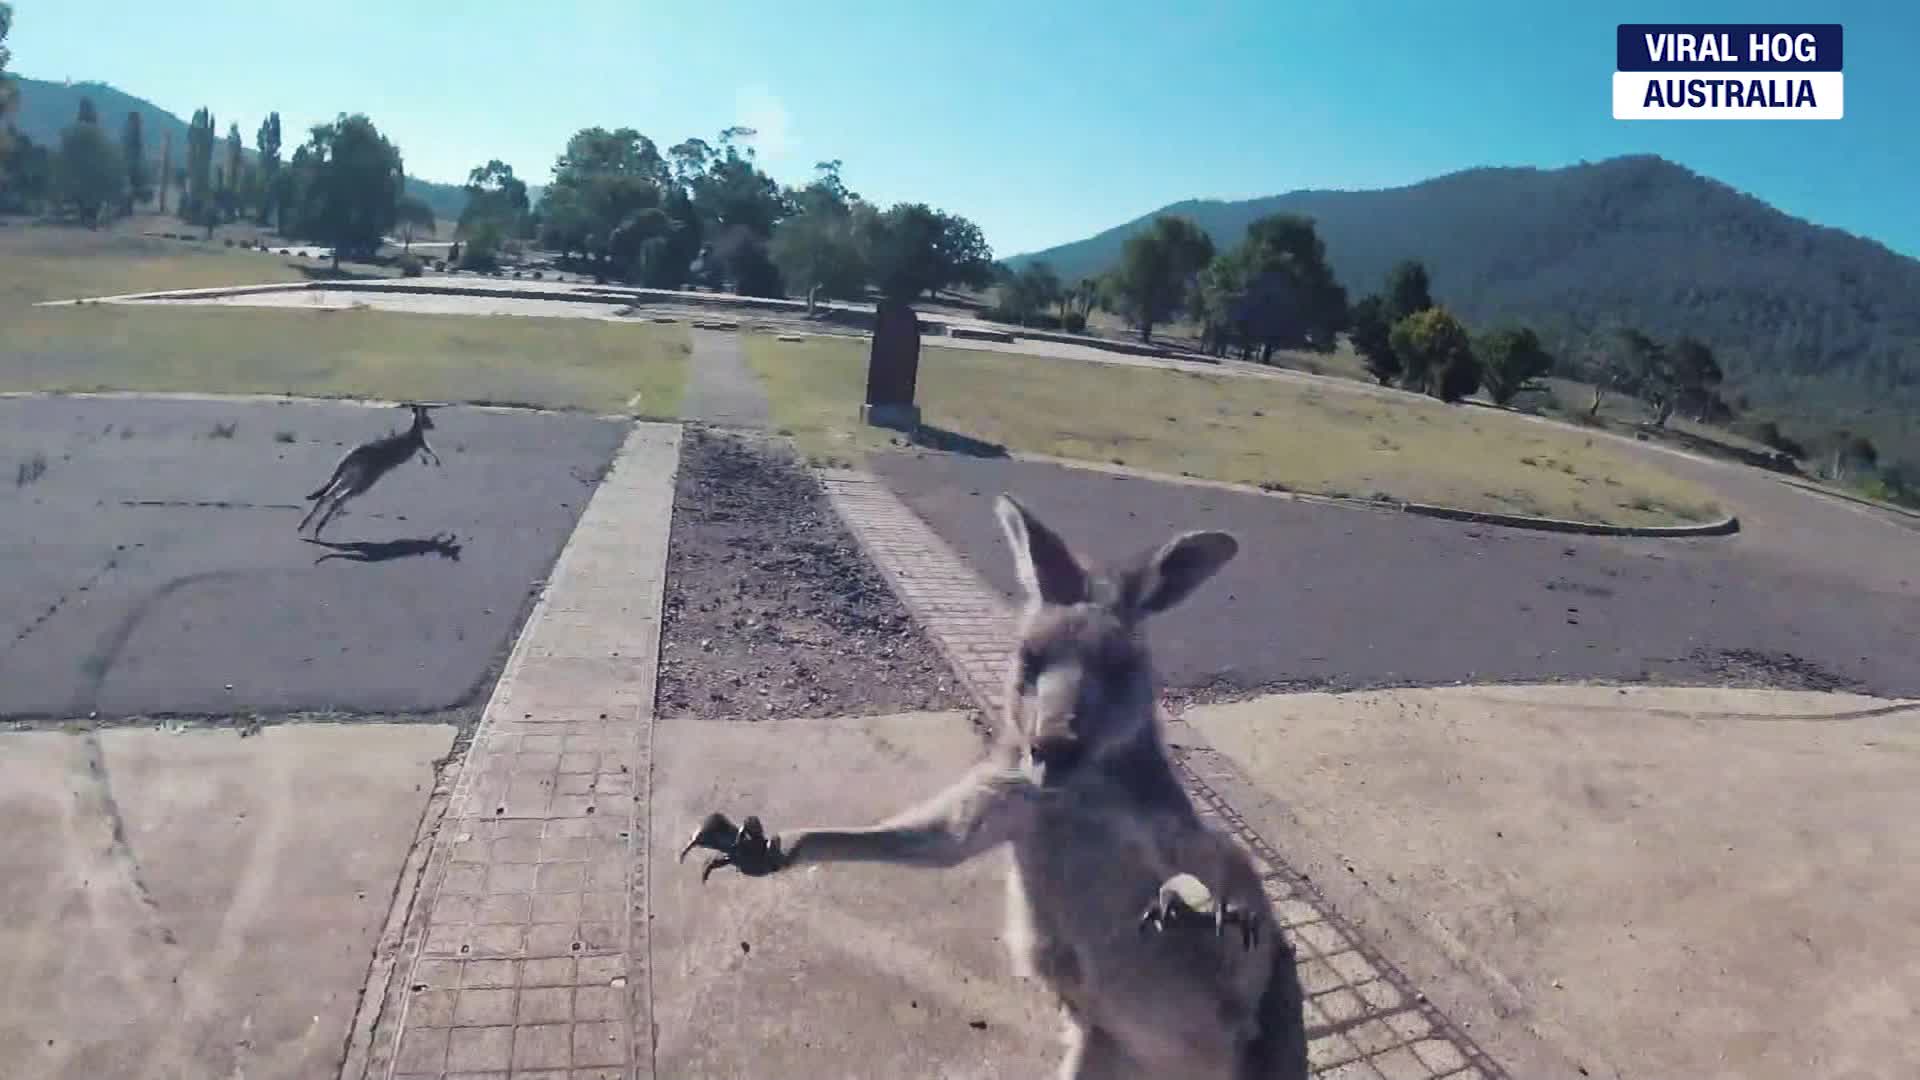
[[655, 428, 971, 720]]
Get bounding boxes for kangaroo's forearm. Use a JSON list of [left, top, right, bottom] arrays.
[[784, 823, 982, 868], [782, 765, 1036, 870]]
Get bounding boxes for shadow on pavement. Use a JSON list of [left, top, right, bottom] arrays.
[[304, 533, 463, 564], [911, 424, 1007, 458]]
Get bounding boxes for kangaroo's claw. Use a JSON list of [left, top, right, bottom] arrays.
[[1139, 872, 1260, 950], [680, 812, 785, 881]]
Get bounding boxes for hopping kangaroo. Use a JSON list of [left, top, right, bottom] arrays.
[[683, 494, 1307, 1078], [298, 404, 442, 538]]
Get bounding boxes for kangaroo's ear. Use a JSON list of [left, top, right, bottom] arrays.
[[1116, 530, 1238, 618], [995, 494, 1088, 607]]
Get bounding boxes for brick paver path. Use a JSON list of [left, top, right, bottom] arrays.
[[818, 467, 1508, 1080], [352, 422, 680, 1080]]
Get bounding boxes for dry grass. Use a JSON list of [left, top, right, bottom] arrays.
[[0, 225, 689, 415], [745, 333, 1723, 527], [0, 224, 318, 308]]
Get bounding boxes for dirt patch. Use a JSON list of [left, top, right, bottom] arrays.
[[657, 428, 971, 720]]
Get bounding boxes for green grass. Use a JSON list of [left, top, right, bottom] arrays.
[[745, 333, 1723, 527], [0, 224, 689, 415]]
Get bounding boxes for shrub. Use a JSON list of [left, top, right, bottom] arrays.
[[397, 253, 424, 277], [1478, 326, 1553, 405], [223, 238, 234, 247], [1063, 311, 1087, 333], [1388, 306, 1475, 399]]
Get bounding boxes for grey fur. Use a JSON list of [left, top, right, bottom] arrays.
[[297, 404, 441, 537], [684, 493, 1307, 1078]]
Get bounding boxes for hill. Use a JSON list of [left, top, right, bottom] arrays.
[[10, 77, 472, 223], [1010, 156, 1920, 460]]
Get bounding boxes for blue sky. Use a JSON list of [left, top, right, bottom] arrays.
[[13, 0, 1917, 258]]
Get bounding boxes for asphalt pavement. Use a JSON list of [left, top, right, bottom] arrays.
[[0, 395, 625, 718], [871, 449, 1920, 698]]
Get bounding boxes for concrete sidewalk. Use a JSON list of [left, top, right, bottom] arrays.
[[0, 724, 453, 1080], [350, 422, 680, 1079], [1186, 685, 1920, 1080]]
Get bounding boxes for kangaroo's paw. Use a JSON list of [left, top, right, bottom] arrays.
[[678, 812, 786, 882], [1138, 873, 1260, 950]]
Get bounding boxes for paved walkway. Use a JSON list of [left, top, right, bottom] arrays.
[[817, 469, 1503, 1079], [679, 329, 772, 431], [350, 422, 680, 1080]]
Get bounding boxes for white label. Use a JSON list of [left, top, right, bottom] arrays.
[[1613, 71, 1843, 120]]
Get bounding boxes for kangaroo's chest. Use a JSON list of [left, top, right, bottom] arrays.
[[1009, 796, 1258, 1065]]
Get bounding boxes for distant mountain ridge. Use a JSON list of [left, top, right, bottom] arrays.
[[1007, 156, 1920, 456], [8, 76, 486, 224]]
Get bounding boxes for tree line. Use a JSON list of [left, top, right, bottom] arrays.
[[521, 127, 996, 302]]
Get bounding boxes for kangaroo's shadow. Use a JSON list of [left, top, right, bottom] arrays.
[[304, 533, 463, 565]]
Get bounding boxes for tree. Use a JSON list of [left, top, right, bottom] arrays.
[[1609, 328, 1679, 424], [999, 260, 1062, 325], [790, 159, 856, 217], [769, 203, 866, 308], [1196, 214, 1347, 362], [222, 122, 244, 221], [932, 210, 995, 297], [183, 107, 216, 233], [255, 112, 281, 225], [540, 127, 674, 264], [120, 111, 150, 213], [1478, 326, 1553, 406], [0, 130, 50, 213], [76, 96, 98, 126], [156, 130, 171, 213], [0, 3, 15, 162], [459, 159, 530, 238], [1827, 430, 1878, 481], [857, 201, 994, 304], [298, 114, 405, 268], [1389, 307, 1475, 400], [395, 194, 436, 251], [1385, 259, 1433, 323], [1109, 215, 1214, 343], [1665, 336, 1724, 422], [53, 116, 125, 227], [1349, 294, 1399, 385]]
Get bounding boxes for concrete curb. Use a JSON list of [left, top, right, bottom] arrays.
[[982, 449, 1740, 538], [1777, 477, 1920, 524], [37, 281, 314, 305], [0, 388, 613, 418], [1399, 501, 1742, 537]]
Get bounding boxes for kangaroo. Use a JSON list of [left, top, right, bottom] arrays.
[[681, 494, 1307, 1079], [298, 404, 442, 538]]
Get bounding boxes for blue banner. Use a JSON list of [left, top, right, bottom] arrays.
[[1617, 24, 1842, 72]]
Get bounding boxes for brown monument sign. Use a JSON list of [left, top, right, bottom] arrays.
[[862, 298, 922, 431]]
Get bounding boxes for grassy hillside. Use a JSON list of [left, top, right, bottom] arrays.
[[1007, 155, 1920, 463], [11, 77, 473, 224]]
